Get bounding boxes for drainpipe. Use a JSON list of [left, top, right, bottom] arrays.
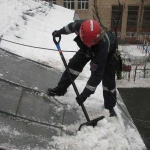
[[136, 0, 144, 39]]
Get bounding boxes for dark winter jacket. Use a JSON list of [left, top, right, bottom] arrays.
[[58, 20, 117, 97]]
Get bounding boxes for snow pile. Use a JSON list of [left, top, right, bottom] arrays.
[[51, 118, 145, 150], [0, 0, 77, 72], [119, 45, 146, 57]]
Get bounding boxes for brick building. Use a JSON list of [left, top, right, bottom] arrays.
[[51, 0, 150, 43]]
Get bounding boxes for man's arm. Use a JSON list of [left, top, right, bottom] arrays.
[[76, 45, 109, 106], [82, 48, 108, 97], [56, 20, 85, 35], [58, 22, 76, 34]]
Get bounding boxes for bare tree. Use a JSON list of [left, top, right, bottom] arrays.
[[136, 0, 144, 37], [92, 0, 108, 31]]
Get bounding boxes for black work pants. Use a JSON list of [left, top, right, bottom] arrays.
[[58, 50, 116, 109], [102, 56, 117, 109], [58, 49, 90, 89]]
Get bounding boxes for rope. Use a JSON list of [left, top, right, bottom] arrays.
[[133, 118, 150, 124], [0, 38, 149, 127], [0, 77, 66, 129], [0, 109, 62, 129], [109, 91, 136, 126], [0, 47, 55, 70], [116, 100, 135, 125], [0, 38, 76, 53], [0, 77, 66, 106], [110, 90, 150, 127], [0, 77, 149, 127]]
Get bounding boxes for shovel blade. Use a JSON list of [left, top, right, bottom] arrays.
[[78, 116, 105, 131]]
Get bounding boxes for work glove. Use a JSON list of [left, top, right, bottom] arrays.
[[76, 93, 87, 106], [52, 30, 61, 37]]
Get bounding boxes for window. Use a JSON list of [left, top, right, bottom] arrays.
[[140, 32, 150, 38], [52, 0, 56, 4], [78, 0, 89, 10], [126, 32, 136, 37], [111, 5, 123, 32], [127, 6, 139, 32], [63, 0, 74, 9], [142, 6, 150, 32], [112, 32, 121, 37], [44, 0, 56, 4]]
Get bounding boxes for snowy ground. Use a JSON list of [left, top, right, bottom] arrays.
[[117, 45, 150, 88], [0, 0, 148, 149]]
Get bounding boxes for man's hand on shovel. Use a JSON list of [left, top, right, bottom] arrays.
[[76, 93, 87, 106]]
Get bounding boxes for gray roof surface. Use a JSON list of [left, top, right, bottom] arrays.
[[0, 49, 80, 149]]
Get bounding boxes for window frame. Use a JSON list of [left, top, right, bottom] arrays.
[[52, 0, 56, 4], [126, 5, 139, 32], [126, 32, 136, 37], [63, 0, 75, 10], [111, 5, 123, 32], [142, 6, 150, 32], [78, 0, 89, 10]]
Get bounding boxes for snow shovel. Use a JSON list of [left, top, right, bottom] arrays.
[[53, 35, 104, 131]]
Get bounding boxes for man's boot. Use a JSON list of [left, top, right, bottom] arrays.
[[46, 86, 67, 96], [109, 108, 117, 117]]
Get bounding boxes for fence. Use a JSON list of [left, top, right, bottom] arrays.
[[137, 35, 150, 58], [121, 56, 150, 81], [119, 35, 150, 81]]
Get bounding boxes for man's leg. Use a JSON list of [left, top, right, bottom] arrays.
[[47, 50, 90, 96], [102, 57, 117, 116]]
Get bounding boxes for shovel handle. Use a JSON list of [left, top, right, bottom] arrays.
[[53, 35, 61, 50], [53, 36, 90, 122]]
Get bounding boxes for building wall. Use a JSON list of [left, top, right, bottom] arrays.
[[55, 0, 150, 44], [96, 0, 150, 43]]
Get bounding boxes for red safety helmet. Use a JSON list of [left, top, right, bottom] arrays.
[[79, 20, 102, 47]]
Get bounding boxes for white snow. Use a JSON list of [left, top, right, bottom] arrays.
[[0, 0, 148, 149]]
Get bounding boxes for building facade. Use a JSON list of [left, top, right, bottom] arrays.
[[52, 0, 150, 43]]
